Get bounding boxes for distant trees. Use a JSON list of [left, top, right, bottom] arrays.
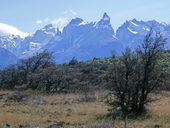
[[106, 29, 166, 120], [0, 65, 19, 89], [0, 51, 55, 90], [28, 65, 72, 92], [0, 51, 105, 92], [17, 51, 54, 83]]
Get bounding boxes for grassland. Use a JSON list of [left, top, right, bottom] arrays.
[[0, 90, 170, 128]]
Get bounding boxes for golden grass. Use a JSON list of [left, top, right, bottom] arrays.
[[0, 91, 170, 127], [0, 91, 108, 126]]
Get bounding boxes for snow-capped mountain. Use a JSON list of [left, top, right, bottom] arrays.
[[44, 13, 122, 63], [17, 24, 58, 58], [0, 23, 28, 54], [0, 35, 23, 54], [0, 13, 170, 67], [0, 23, 28, 38], [116, 19, 170, 49]]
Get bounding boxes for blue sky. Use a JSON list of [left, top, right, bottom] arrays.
[[0, 0, 169, 33]]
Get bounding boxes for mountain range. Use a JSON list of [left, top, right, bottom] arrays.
[[0, 13, 170, 67]]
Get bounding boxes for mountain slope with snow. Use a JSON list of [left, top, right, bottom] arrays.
[[0, 14, 170, 67], [44, 13, 123, 63], [0, 23, 28, 55], [116, 19, 170, 49], [17, 24, 58, 58]]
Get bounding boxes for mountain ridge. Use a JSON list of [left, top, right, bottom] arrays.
[[0, 13, 170, 66]]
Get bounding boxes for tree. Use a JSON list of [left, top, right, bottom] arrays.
[[0, 51, 55, 90], [0, 65, 19, 89], [17, 51, 55, 85], [27, 65, 71, 92], [135, 30, 166, 113], [107, 48, 137, 128], [69, 57, 78, 65], [107, 29, 166, 122]]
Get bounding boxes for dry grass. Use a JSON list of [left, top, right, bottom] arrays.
[[0, 90, 170, 127], [0, 91, 108, 127], [113, 92, 170, 128]]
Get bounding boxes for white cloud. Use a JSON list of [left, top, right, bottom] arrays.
[[44, 18, 49, 22], [0, 23, 29, 38], [70, 10, 77, 15], [35, 10, 77, 30], [63, 10, 77, 16], [36, 20, 43, 24], [35, 17, 69, 30], [51, 18, 69, 29], [35, 18, 49, 24]]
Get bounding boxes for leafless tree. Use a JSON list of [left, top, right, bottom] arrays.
[[107, 29, 166, 123]]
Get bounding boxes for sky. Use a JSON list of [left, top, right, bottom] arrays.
[[0, 0, 170, 33]]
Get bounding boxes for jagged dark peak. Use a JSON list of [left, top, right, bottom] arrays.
[[129, 19, 140, 27], [130, 19, 163, 27], [69, 18, 84, 25], [44, 23, 53, 27], [97, 12, 111, 26], [118, 19, 145, 31], [145, 20, 162, 26], [119, 20, 130, 28], [56, 27, 62, 35], [32, 24, 57, 36], [42, 24, 55, 31], [94, 12, 114, 33], [131, 18, 138, 22], [102, 12, 110, 22], [97, 13, 111, 25]]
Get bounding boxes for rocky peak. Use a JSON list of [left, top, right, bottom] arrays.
[[56, 28, 62, 35], [102, 12, 110, 22], [95, 13, 114, 34], [98, 13, 111, 25], [69, 18, 84, 26], [41, 24, 56, 34]]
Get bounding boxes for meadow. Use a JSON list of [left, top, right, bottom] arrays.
[[0, 90, 170, 128]]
